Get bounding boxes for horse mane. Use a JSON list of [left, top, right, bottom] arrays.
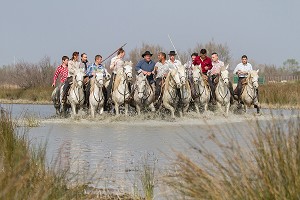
[[113, 70, 123, 91], [90, 77, 95, 93], [164, 68, 177, 91]]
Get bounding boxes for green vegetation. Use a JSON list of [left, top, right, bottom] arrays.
[[0, 86, 53, 103], [259, 81, 300, 107], [165, 115, 300, 199]]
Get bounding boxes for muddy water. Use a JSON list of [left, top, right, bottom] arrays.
[[1, 103, 299, 197]]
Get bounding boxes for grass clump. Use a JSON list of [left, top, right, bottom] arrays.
[[259, 81, 300, 107], [165, 114, 300, 199]]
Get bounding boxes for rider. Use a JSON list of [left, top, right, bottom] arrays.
[[107, 48, 125, 101], [233, 55, 253, 106], [62, 51, 81, 103], [153, 52, 170, 103], [79, 53, 90, 107], [209, 52, 224, 104], [135, 50, 156, 88], [167, 50, 182, 68], [193, 49, 213, 76], [85, 55, 107, 108], [52, 56, 69, 104], [184, 53, 198, 96]]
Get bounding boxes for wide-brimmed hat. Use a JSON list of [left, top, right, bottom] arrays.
[[168, 51, 177, 56], [142, 51, 153, 57]]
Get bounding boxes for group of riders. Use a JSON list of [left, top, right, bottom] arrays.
[[52, 47, 258, 115]]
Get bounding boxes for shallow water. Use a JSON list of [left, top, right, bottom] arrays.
[[2, 103, 299, 197]]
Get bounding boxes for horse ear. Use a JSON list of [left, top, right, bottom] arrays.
[[225, 64, 229, 70], [256, 69, 259, 73]]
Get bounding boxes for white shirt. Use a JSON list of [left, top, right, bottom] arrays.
[[155, 61, 171, 78], [167, 59, 182, 69], [67, 60, 81, 77], [233, 62, 253, 77], [110, 56, 124, 74], [211, 60, 224, 75]]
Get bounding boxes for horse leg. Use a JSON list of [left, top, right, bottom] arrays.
[[225, 102, 230, 117], [136, 104, 141, 115], [217, 101, 223, 113], [149, 103, 155, 112], [195, 102, 200, 114], [71, 103, 77, 116], [125, 103, 129, 116], [99, 105, 104, 115], [183, 102, 189, 115], [115, 102, 120, 115], [164, 102, 175, 119], [90, 104, 95, 118], [244, 104, 247, 113]]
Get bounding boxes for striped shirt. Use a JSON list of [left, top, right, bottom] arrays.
[[53, 65, 68, 84], [211, 60, 224, 75]]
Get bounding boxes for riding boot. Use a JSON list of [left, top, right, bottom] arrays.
[[85, 82, 91, 109]]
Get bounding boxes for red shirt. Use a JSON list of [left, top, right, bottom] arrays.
[[53, 65, 68, 84], [193, 56, 213, 74]]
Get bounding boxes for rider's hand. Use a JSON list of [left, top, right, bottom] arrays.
[[204, 66, 209, 70]]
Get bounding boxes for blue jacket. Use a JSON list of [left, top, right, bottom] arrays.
[[135, 59, 156, 83], [86, 63, 105, 77]]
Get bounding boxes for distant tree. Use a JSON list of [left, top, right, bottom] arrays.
[[283, 58, 300, 74], [191, 39, 231, 65], [128, 43, 165, 67]]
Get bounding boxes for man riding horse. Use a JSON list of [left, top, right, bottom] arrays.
[[52, 56, 69, 105], [135, 50, 156, 91], [85, 55, 109, 108], [233, 55, 257, 107], [153, 52, 172, 108]]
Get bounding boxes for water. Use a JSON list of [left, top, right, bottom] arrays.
[[1, 103, 299, 197]]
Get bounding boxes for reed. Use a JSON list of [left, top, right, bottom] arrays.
[[165, 114, 300, 199], [259, 81, 300, 107]]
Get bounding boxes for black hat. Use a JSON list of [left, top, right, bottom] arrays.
[[142, 51, 153, 57], [168, 51, 177, 56]]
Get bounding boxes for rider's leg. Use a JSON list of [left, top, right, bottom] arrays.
[[55, 82, 62, 104], [106, 73, 115, 100], [228, 81, 235, 104], [155, 78, 162, 101], [237, 77, 243, 104], [85, 80, 91, 108], [62, 77, 72, 103], [208, 76, 216, 103]]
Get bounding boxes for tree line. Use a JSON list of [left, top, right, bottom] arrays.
[[0, 41, 299, 89]]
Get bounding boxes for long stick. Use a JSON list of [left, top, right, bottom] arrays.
[[168, 34, 181, 62], [102, 43, 127, 63]]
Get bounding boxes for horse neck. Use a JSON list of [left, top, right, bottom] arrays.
[[118, 74, 127, 90]]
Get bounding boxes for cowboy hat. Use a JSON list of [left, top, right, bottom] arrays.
[[168, 51, 177, 56], [142, 51, 153, 57]]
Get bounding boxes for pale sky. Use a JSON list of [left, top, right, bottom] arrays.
[[0, 0, 299, 66]]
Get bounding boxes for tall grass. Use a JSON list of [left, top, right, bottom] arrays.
[[0, 86, 53, 102], [0, 109, 88, 199], [165, 114, 300, 199], [259, 81, 300, 107]]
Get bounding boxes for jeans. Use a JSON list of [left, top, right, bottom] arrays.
[[62, 77, 72, 102]]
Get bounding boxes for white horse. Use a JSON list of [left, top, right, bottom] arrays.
[[237, 70, 260, 114], [61, 69, 85, 116], [162, 67, 182, 119], [215, 65, 231, 116], [192, 65, 210, 113], [133, 73, 155, 115], [112, 61, 133, 115], [177, 65, 192, 117], [89, 70, 110, 118], [51, 86, 62, 115]]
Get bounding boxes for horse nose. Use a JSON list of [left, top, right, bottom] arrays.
[[177, 83, 181, 88]]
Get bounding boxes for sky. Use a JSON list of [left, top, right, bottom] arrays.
[[0, 0, 299, 67]]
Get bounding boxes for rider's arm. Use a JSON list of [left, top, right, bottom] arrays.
[[135, 60, 143, 74], [52, 66, 61, 86]]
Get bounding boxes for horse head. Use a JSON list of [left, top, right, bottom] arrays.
[[74, 68, 85, 87], [249, 69, 259, 89], [123, 61, 133, 81], [177, 65, 187, 85], [170, 68, 181, 88], [220, 65, 229, 85], [136, 73, 147, 99], [192, 65, 201, 84], [95, 70, 105, 87]]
